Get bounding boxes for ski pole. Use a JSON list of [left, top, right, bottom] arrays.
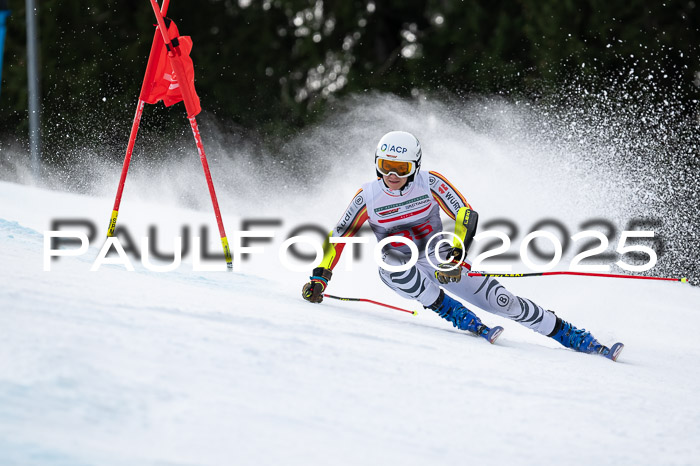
[[466, 271, 687, 282], [323, 294, 418, 315], [451, 260, 687, 282]]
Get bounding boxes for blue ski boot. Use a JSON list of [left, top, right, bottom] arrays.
[[548, 317, 623, 360], [429, 290, 503, 343]]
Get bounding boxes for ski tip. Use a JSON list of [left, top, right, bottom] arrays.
[[681, 277, 687, 283], [486, 326, 504, 344], [412, 310, 418, 316], [607, 342, 624, 362]]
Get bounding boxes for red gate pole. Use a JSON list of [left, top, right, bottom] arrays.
[[107, 0, 172, 237], [148, 0, 233, 269]]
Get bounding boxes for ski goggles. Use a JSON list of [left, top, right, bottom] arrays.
[[376, 158, 416, 178]]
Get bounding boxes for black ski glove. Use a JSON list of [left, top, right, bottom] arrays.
[[302, 267, 333, 303], [434, 247, 464, 284]]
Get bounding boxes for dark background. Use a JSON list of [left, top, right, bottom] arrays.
[[0, 1, 698, 284], [1, 0, 699, 158]]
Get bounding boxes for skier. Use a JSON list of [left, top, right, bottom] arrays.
[[301, 131, 623, 360]]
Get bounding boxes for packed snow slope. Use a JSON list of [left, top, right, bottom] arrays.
[[1, 95, 699, 465], [1, 180, 699, 466]]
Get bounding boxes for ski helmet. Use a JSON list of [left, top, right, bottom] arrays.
[[374, 131, 422, 183]]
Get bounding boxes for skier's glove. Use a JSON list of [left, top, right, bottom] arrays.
[[434, 248, 464, 284], [302, 267, 333, 303]]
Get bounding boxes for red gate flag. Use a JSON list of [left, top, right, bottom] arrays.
[[108, 0, 232, 269], [139, 19, 201, 116]]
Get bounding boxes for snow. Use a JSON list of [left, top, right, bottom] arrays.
[[1, 175, 699, 466]]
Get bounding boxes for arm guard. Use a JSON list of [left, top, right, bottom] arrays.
[[453, 207, 479, 254]]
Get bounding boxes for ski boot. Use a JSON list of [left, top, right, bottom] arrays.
[[549, 317, 624, 361], [429, 290, 503, 344]]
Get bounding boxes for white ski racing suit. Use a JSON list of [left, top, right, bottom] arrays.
[[317, 170, 558, 335]]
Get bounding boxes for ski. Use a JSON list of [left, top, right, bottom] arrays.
[[477, 325, 504, 344], [600, 342, 624, 362]]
